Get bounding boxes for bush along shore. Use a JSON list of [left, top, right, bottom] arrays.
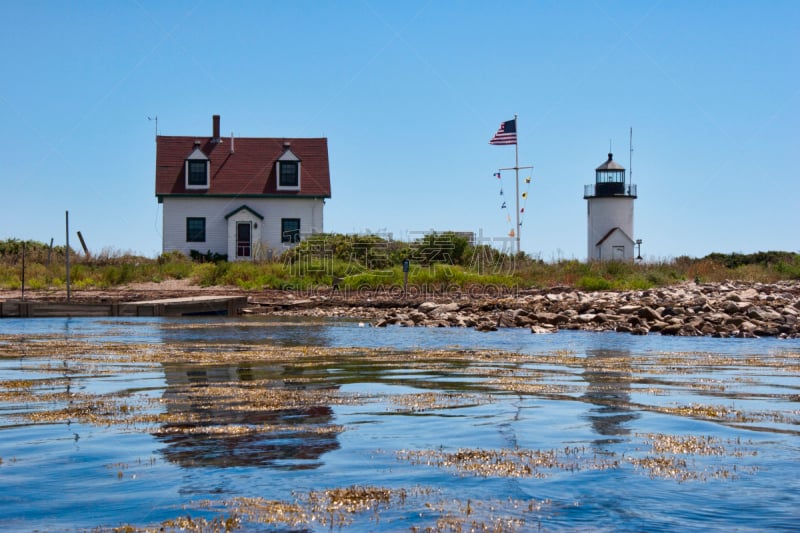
[[369, 281, 800, 338]]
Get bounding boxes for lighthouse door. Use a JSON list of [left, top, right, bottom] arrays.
[[612, 246, 625, 260]]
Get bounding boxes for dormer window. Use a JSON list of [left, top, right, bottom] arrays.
[[276, 143, 301, 191], [188, 160, 208, 186], [279, 161, 299, 187], [185, 142, 210, 190]]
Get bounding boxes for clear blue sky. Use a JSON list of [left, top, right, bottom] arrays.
[[1, 1, 798, 260]]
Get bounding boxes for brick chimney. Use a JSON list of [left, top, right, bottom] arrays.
[[212, 115, 221, 143]]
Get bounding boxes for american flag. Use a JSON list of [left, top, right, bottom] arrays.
[[489, 119, 517, 145]]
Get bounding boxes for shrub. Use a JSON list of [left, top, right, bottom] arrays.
[[775, 259, 800, 279], [602, 260, 632, 278], [190, 249, 228, 263], [192, 262, 229, 286], [576, 276, 612, 291], [101, 263, 136, 287], [160, 261, 193, 280], [0, 265, 20, 289], [158, 251, 188, 264], [687, 259, 728, 283], [624, 275, 654, 290], [413, 232, 471, 266]]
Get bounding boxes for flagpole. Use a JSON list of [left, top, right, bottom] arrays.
[[514, 114, 520, 255], [495, 115, 532, 257]]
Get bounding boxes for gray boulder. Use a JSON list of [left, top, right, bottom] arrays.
[[638, 306, 663, 321]]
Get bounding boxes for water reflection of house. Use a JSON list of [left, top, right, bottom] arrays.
[[580, 349, 639, 438], [155, 363, 340, 469]]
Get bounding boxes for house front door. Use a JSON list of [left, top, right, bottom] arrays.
[[236, 222, 251, 258]]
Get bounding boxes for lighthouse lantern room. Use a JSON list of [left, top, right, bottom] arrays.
[[584, 153, 637, 261]]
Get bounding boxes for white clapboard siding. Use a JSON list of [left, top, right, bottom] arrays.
[[162, 197, 324, 259], [587, 197, 635, 260]]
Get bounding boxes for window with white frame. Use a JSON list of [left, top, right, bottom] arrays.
[[186, 217, 206, 242], [279, 161, 299, 188], [276, 146, 301, 191], [281, 218, 301, 243], [185, 144, 210, 189], [187, 160, 209, 187]]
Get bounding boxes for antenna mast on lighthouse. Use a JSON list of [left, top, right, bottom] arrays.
[[629, 127, 633, 188]]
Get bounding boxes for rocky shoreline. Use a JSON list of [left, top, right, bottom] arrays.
[[367, 281, 800, 338], [3, 280, 799, 338], [249, 281, 800, 338]]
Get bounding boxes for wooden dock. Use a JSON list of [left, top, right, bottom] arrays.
[[0, 295, 249, 318]]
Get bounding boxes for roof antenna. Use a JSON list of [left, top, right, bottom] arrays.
[[147, 116, 158, 140]]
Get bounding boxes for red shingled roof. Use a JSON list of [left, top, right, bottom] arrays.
[[155, 136, 331, 198]]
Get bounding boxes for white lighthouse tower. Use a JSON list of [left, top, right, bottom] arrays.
[[584, 152, 637, 261]]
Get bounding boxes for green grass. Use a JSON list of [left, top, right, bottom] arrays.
[[1, 238, 798, 293], [576, 276, 613, 291]]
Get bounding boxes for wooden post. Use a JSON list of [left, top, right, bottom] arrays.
[[66, 211, 71, 303], [21, 241, 26, 302], [77, 231, 90, 257], [402, 258, 410, 298]]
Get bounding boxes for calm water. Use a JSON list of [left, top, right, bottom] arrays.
[[0, 316, 798, 532]]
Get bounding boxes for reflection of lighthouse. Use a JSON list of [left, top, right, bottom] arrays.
[[581, 349, 639, 438], [584, 153, 637, 261]]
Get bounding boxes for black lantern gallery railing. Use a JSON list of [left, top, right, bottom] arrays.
[[584, 182, 637, 198]]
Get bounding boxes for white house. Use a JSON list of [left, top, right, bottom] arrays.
[[584, 153, 637, 261], [155, 115, 331, 260]]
